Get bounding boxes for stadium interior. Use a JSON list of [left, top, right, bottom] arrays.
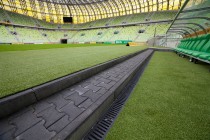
[[0, 0, 210, 139]]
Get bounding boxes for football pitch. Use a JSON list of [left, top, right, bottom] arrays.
[[0, 44, 147, 98], [106, 52, 210, 140]]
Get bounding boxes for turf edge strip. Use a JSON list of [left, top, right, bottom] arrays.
[[83, 50, 154, 140], [0, 48, 149, 119]]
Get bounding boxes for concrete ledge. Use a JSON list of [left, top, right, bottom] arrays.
[[0, 49, 147, 119], [112, 51, 153, 99], [149, 47, 172, 52], [33, 49, 148, 101], [58, 50, 154, 140], [0, 89, 36, 118], [53, 90, 114, 140]]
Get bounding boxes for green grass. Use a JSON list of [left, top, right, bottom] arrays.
[[0, 43, 121, 52], [106, 52, 210, 140], [0, 45, 147, 98]]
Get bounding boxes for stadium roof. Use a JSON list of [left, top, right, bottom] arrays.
[[167, 0, 210, 37], [36, 0, 108, 5], [0, 0, 184, 24]]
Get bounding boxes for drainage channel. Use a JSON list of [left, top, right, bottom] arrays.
[[84, 54, 153, 140]]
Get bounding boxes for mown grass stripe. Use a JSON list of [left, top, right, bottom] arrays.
[[0, 45, 146, 98], [0, 44, 122, 52]]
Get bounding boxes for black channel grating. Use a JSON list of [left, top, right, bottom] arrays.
[[84, 54, 152, 140]]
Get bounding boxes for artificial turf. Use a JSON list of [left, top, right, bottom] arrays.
[[0, 43, 121, 52], [0, 45, 147, 98], [106, 52, 210, 140]]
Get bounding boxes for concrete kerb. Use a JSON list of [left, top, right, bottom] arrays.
[[0, 48, 148, 119], [0, 89, 37, 118], [148, 47, 172, 52], [62, 50, 154, 140], [84, 50, 155, 140], [112, 50, 154, 99]]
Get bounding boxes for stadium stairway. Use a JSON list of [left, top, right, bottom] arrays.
[[0, 49, 156, 140]]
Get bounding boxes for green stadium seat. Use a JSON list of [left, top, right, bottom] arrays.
[[175, 34, 210, 62], [196, 39, 210, 60], [186, 35, 208, 56], [182, 38, 198, 54], [190, 34, 210, 57]]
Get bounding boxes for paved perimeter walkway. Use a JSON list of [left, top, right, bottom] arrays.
[[0, 50, 153, 140]]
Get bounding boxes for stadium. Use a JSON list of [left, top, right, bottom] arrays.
[[0, 0, 210, 139]]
